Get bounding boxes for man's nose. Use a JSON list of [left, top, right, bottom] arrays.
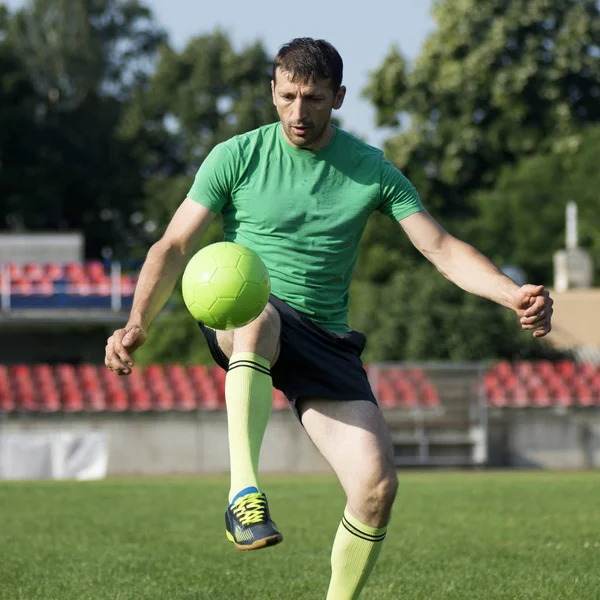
[[291, 98, 307, 122]]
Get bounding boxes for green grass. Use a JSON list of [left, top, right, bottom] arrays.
[[1, 472, 599, 599]]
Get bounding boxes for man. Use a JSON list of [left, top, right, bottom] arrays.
[[105, 38, 553, 599]]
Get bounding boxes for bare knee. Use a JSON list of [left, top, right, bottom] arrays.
[[349, 471, 398, 528], [216, 302, 281, 365]]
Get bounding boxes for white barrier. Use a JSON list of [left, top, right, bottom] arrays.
[[0, 431, 108, 480]]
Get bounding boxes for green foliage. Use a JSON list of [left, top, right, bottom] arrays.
[[365, 0, 600, 219], [0, 0, 166, 257], [9, 0, 166, 107], [350, 264, 564, 363], [471, 125, 600, 285]]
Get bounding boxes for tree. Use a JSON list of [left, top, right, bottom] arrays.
[[9, 0, 166, 107], [0, 4, 41, 223], [1, 0, 166, 257], [471, 125, 600, 285], [364, 0, 600, 221], [350, 264, 565, 363]]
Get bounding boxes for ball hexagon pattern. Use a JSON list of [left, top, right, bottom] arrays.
[[182, 242, 271, 330]]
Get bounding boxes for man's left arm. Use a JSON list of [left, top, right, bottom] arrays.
[[399, 210, 554, 338]]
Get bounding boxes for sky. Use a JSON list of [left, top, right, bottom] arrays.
[[5, 0, 435, 147]]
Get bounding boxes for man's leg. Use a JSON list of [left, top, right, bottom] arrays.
[[298, 398, 398, 599], [214, 303, 283, 550]]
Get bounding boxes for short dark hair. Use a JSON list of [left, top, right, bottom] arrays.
[[273, 38, 343, 92]]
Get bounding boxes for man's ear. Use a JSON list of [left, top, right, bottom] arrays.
[[333, 85, 346, 110]]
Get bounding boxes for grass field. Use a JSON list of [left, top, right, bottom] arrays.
[[1, 472, 599, 600]]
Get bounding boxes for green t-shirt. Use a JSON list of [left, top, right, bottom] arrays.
[[188, 122, 423, 333]]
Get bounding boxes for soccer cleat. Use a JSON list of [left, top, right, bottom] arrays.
[[225, 487, 283, 551]]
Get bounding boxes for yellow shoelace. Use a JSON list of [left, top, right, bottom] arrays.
[[232, 492, 267, 525]]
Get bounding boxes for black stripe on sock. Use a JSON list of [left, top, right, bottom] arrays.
[[227, 360, 270, 376], [342, 517, 387, 542], [227, 359, 270, 375]]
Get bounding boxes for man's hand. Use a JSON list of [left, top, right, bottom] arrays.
[[105, 323, 148, 375], [512, 284, 553, 338]]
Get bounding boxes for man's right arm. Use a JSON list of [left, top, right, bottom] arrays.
[[105, 198, 216, 375]]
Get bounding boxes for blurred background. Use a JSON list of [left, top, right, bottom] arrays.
[[0, 0, 599, 478]]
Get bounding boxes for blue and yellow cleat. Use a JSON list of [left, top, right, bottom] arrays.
[[225, 487, 283, 551]]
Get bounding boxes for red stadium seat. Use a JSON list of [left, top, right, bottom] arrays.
[[62, 388, 84, 412], [503, 374, 520, 390], [67, 282, 93, 295], [529, 385, 552, 407], [64, 262, 86, 280], [421, 382, 440, 407], [513, 361, 534, 379], [43, 262, 64, 280], [120, 275, 136, 295], [509, 384, 530, 407], [487, 387, 509, 408], [552, 385, 574, 407], [533, 361, 555, 379], [130, 388, 152, 412], [493, 361, 512, 380], [8, 263, 23, 279], [404, 367, 425, 382], [86, 261, 106, 280], [574, 384, 595, 407], [23, 262, 45, 281], [556, 360, 576, 381], [376, 381, 397, 407], [106, 388, 128, 412], [11, 280, 33, 295], [153, 388, 174, 411], [33, 278, 54, 296]]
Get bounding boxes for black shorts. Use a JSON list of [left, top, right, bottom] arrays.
[[198, 294, 377, 419]]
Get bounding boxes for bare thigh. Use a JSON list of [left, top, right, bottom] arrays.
[[298, 397, 398, 527], [215, 301, 281, 363]]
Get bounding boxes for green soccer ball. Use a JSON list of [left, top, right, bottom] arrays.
[[182, 242, 270, 330]]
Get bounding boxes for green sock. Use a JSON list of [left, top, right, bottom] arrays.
[[225, 352, 272, 503], [326, 507, 388, 600]]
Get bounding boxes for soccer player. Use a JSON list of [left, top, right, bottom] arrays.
[[104, 38, 553, 599]]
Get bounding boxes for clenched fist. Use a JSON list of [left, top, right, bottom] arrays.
[[512, 284, 553, 338]]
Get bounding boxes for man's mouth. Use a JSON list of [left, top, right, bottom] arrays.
[[291, 125, 311, 135]]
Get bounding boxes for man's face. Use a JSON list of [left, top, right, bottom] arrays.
[[271, 68, 346, 150]]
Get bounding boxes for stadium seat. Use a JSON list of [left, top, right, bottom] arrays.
[[130, 388, 152, 412], [529, 385, 552, 407], [11, 279, 33, 295], [43, 262, 64, 280], [513, 361, 534, 379], [552, 385, 574, 407], [8, 264, 23, 279], [574, 383, 595, 407], [493, 361, 512, 380], [556, 360, 576, 381], [106, 388, 129, 412], [509, 384, 530, 407], [376, 381, 397, 408], [487, 387, 509, 408], [420, 382, 440, 407], [23, 263, 44, 281], [532, 361, 555, 379], [404, 367, 426, 382]]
